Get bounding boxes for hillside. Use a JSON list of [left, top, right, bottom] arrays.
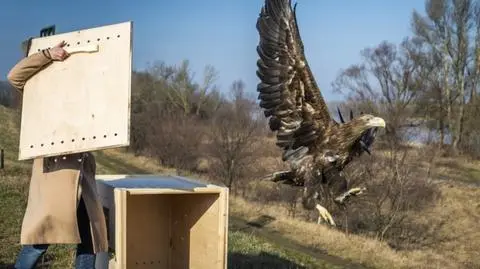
[[1, 105, 480, 269], [0, 105, 358, 269]]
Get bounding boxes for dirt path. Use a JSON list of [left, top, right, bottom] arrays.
[[229, 216, 370, 269]]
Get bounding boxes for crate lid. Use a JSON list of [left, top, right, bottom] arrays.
[[96, 174, 225, 193]]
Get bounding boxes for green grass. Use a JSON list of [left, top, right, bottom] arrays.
[[228, 231, 342, 269], [0, 106, 346, 269]]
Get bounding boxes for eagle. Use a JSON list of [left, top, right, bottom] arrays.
[[255, 0, 386, 226]]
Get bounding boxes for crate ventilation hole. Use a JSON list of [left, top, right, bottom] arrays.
[[29, 133, 118, 149], [36, 34, 121, 52]]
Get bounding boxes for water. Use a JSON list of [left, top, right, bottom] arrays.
[[404, 126, 452, 145]]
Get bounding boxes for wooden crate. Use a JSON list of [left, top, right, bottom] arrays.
[[95, 175, 229, 269]]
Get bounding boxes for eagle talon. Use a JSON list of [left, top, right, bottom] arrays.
[[315, 204, 336, 226], [334, 187, 367, 204]]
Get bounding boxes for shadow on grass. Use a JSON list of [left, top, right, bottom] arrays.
[[0, 263, 13, 269], [0, 253, 55, 269], [246, 215, 276, 228], [228, 252, 306, 269]]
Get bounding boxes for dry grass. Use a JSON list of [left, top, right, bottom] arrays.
[[230, 187, 479, 269], [434, 156, 480, 185], [83, 143, 480, 269], [2, 105, 480, 268], [230, 148, 480, 269]]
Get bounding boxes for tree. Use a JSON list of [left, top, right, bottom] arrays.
[[208, 80, 261, 190], [332, 39, 423, 145], [411, 0, 478, 154]]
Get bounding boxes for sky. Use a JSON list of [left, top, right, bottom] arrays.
[[0, 0, 426, 102]]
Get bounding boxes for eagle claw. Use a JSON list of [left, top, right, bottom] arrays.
[[334, 187, 367, 204], [316, 204, 336, 226]]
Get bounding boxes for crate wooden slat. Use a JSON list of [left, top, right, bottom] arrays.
[[95, 175, 229, 269]]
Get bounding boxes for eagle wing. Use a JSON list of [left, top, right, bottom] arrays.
[[256, 0, 336, 159]]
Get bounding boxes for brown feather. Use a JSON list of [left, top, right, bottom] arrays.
[[256, 0, 337, 158]]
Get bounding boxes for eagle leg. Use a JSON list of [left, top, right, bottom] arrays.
[[334, 187, 367, 204], [315, 204, 336, 226], [262, 170, 297, 185]]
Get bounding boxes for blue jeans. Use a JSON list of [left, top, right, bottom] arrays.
[[14, 198, 96, 269]]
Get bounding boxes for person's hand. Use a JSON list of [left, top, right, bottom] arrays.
[[48, 41, 69, 61]]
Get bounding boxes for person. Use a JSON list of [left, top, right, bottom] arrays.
[[7, 41, 108, 269]]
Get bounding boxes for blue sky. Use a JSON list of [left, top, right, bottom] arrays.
[[0, 0, 425, 102]]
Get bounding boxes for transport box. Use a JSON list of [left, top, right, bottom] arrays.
[[95, 175, 229, 269]]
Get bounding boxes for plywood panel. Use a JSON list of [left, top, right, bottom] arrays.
[[114, 188, 127, 269], [19, 21, 132, 160], [126, 194, 171, 268], [171, 194, 222, 269]]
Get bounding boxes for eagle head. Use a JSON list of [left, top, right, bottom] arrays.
[[342, 114, 386, 156], [356, 114, 386, 129]]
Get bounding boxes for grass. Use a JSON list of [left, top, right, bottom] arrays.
[[434, 156, 480, 185], [0, 106, 348, 268], [2, 105, 480, 269], [228, 231, 342, 269]]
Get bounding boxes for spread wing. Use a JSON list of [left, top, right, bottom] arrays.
[[256, 0, 336, 159]]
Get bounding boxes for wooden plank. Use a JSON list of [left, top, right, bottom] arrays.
[[18, 21, 132, 160], [114, 188, 127, 269], [170, 194, 223, 269], [219, 188, 229, 269], [126, 194, 171, 268]]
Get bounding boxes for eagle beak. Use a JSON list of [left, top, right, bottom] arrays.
[[367, 117, 386, 128]]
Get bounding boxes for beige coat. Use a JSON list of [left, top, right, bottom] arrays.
[[7, 50, 108, 253]]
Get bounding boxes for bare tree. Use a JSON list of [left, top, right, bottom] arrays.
[[342, 143, 440, 245], [208, 80, 261, 191], [332, 39, 423, 145], [194, 65, 219, 116], [164, 60, 196, 116], [411, 0, 478, 154]]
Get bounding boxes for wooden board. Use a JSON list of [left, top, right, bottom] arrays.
[[95, 175, 229, 269], [170, 194, 224, 269], [18, 21, 132, 160]]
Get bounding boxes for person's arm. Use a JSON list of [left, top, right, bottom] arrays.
[[7, 41, 70, 91]]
